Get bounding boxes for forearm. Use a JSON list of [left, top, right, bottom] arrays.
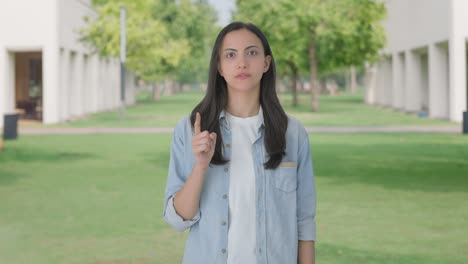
[[298, 240, 315, 264], [173, 164, 207, 220]]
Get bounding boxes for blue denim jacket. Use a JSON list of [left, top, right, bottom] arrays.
[[163, 112, 316, 264]]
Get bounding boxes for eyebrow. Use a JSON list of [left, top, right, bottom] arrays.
[[223, 45, 259, 52]]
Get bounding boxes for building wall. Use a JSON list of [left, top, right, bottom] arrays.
[[383, 0, 451, 53], [367, 0, 468, 122], [0, 0, 57, 126], [0, 0, 135, 128], [0, 0, 57, 48], [59, 0, 95, 54]]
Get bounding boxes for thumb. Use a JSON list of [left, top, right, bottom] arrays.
[[210, 132, 217, 142]]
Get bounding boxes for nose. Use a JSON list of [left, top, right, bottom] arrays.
[[237, 55, 247, 69]]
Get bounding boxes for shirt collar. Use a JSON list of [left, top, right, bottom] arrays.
[[219, 105, 265, 131]]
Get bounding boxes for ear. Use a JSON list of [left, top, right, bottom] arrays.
[[263, 55, 272, 73], [218, 65, 223, 76]]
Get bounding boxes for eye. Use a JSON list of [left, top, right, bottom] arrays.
[[247, 50, 258, 56], [225, 52, 236, 59]]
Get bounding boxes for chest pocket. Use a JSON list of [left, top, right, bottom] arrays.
[[275, 165, 298, 192]]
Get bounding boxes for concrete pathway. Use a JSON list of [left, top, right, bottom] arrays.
[[18, 125, 462, 135]]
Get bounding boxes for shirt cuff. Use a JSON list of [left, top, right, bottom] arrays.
[[298, 219, 316, 241], [164, 195, 201, 232]]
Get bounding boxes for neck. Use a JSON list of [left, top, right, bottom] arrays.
[[226, 89, 261, 117]]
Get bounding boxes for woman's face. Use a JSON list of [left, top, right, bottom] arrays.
[[218, 29, 271, 94]]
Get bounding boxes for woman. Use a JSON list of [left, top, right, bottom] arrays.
[[163, 21, 316, 264]]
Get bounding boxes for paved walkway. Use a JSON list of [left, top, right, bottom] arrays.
[[18, 125, 462, 135]]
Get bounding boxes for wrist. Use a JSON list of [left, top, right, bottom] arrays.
[[193, 162, 209, 172]]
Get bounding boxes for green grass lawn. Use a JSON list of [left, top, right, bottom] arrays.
[[1, 133, 467, 263], [34, 89, 457, 128]]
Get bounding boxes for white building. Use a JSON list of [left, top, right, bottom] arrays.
[[366, 0, 468, 122], [0, 0, 135, 127]]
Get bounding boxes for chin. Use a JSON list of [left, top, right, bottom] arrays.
[[228, 85, 259, 93]]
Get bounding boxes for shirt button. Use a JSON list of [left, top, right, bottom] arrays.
[[226, 144, 231, 148], [224, 167, 228, 172], [223, 194, 228, 199], [221, 221, 227, 226], [221, 248, 226, 254]]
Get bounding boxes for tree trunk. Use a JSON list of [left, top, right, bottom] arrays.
[[350, 65, 357, 94], [276, 77, 285, 94], [152, 83, 160, 101], [164, 78, 173, 96], [289, 62, 298, 107], [309, 40, 320, 111], [299, 80, 304, 92]]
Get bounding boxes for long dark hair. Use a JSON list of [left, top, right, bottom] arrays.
[[190, 21, 288, 170]]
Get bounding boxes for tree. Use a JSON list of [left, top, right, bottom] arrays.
[[82, 0, 188, 84], [236, 0, 309, 107], [81, 0, 218, 94], [155, 0, 218, 85], [235, 0, 386, 111]]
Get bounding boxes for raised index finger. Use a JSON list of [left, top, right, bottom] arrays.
[[194, 112, 201, 135]]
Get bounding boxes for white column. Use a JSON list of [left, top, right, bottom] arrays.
[[115, 59, 120, 107], [364, 63, 377, 105], [82, 55, 88, 114], [383, 57, 393, 107], [0, 49, 15, 128], [69, 52, 77, 117], [43, 45, 60, 124], [0, 48, 6, 128], [75, 53, 83, 116], [449, 0, 468, 122], [429, 43, 450, 119], [42, 0, 60, 124], [112, 58, 118, 108], [83, 55, 90, 114], [108, 59, 113, 109], [375, 61, 384, 105], [99, 57, 105, 111], [405, 50, 421, 112], [448, 37, 467, 122], [90, 54, 99, 113], [59, 49, 70, 121], [102, 59, 108, 110], [392, 52, 405, 109]]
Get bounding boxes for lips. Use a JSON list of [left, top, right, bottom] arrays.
[[235, 73, 251, 79]]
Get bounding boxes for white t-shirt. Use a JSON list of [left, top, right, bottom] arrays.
[[226, 109, 262, 264]]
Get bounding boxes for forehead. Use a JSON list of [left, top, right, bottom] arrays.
[[221, 29, 264, 50]]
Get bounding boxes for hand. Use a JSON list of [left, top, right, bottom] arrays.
[[192, 112, 217, 169]]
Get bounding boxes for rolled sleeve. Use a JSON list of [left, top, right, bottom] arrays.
[[296, 126, 317, 241], [162, 117, 200, 232], [164, 195, 201, 232]]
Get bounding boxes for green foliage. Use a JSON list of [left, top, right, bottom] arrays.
[[314, 0, 387, 72], [81, 0, 218, 83], [235, 0, 386, 75], [235, 0, 308, 77], [153, 0, 219, 83]]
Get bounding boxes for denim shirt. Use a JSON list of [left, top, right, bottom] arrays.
[[163, 112, 316, 264]]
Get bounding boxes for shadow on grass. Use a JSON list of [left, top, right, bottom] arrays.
[[0, 145, 97, 185], [313, 140, 468, 193], [318, 243, 460, 264], [143, 151, 169, 168], [0, 168, 25, 185], [0, 148, 96, 163]]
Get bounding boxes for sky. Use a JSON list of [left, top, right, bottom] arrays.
[[207, 0, 236, 26]]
